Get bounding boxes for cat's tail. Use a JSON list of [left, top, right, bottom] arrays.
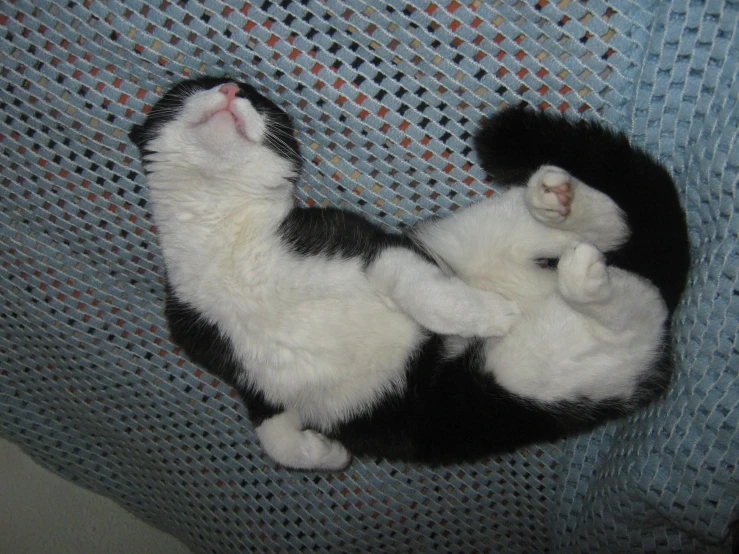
[[474, 105, 658, 191], [474, 105, 690, 314]]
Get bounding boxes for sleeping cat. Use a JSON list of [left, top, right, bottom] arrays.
[[129, 77, 689, 469]]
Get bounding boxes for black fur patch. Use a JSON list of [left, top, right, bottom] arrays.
[[278, 205, 430, 267]]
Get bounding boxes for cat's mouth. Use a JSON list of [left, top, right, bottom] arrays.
[[195, 83, 256, 143]]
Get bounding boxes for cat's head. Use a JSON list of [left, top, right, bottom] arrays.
[[129, 76, 301, 191]]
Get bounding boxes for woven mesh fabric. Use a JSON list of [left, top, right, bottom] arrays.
[[0, 1, 736, 553]]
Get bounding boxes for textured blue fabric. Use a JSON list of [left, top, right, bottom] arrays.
[[1, 1, 736, 552]]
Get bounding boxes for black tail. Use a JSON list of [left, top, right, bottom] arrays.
[[474, 106, 690, 313]]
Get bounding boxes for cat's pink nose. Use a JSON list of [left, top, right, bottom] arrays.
[[219, 83, 239, 100]]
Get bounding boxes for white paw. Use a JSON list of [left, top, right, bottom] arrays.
[[558, 243, 612, 303], [469, 295, 522, 337], [526, 165, 574, 224], [434, 290, 521, 338], [300, 430, 352, 471], [256, 413, 352, 471]]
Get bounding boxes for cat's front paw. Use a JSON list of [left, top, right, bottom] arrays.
[[558, 242, 612, 303], [472, 295, 522, 337], [526, 165, 574, 224], [421, 289, 520, 338]]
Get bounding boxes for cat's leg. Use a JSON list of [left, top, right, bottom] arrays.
[[526, 165, 629, 252], [255, 411, 351, 470], [367, 247, 521, 337]]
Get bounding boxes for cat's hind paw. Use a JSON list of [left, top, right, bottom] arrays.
[[299, 430, 352, 470], [526, 165, 574, 224], [558, 242, 612, 304], [256, 413, 352, 471]]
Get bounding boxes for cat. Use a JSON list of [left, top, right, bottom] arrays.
[[129, 77, 689, 469]]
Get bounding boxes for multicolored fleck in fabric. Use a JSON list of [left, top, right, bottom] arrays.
[[1, 1, 737, 552]]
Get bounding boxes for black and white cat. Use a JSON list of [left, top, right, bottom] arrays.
[[129, 77, 689, 469]]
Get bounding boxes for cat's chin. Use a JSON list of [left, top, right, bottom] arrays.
[[188, 118, 258, 160], [196, 110, 255, 144]]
